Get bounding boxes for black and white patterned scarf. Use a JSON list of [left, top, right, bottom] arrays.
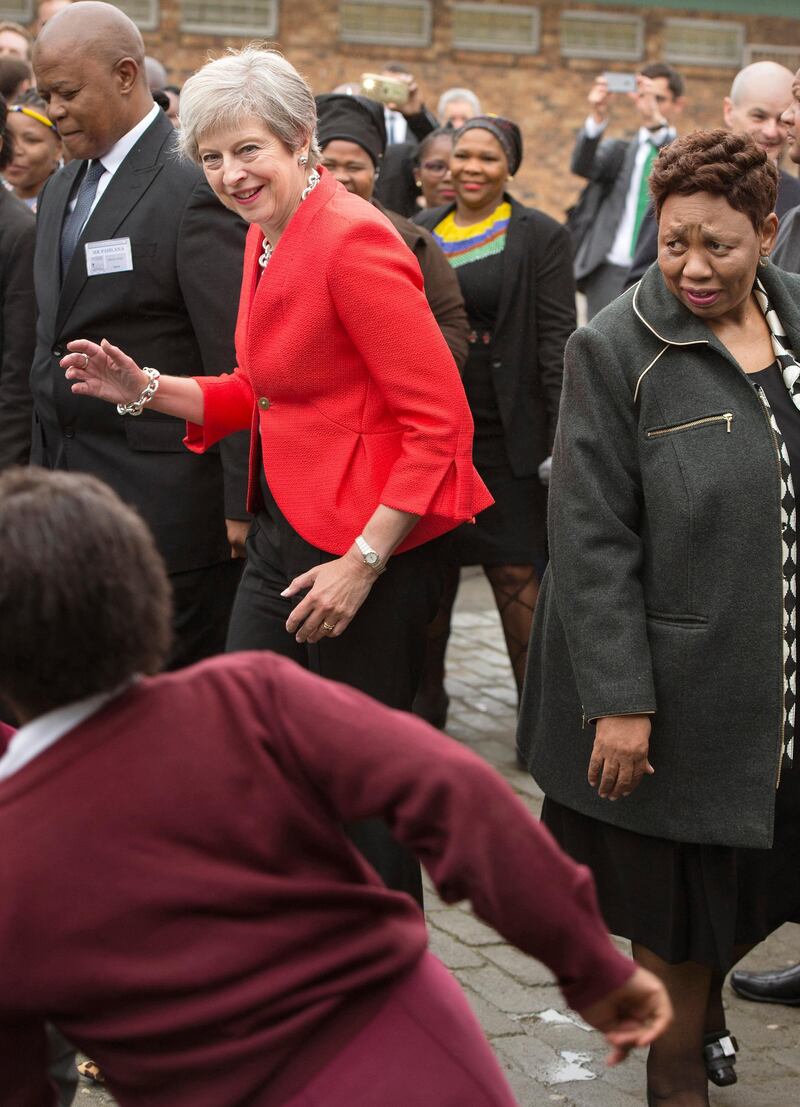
[[753, 278, 798, 769]]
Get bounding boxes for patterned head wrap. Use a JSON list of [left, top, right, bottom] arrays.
[[454, 115, 522, 176]]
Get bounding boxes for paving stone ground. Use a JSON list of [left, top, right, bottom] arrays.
[[76, 570, 800, 1105]]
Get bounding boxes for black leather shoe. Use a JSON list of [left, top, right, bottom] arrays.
[[730, 963, 800, 1006], [703, 1030, 738, 1086]]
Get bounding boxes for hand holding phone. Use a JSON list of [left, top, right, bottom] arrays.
[[360, 73, 410, 107], [603, 72, 637, 95]]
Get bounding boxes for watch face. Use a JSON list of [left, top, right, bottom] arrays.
[[365, 551, 380, 567]]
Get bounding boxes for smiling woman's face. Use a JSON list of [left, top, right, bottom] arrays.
[[658, 191, 778, 323], [198, 115, 308, 243]]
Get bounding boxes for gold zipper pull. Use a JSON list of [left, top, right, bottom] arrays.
[[724, 413, 732, 433]]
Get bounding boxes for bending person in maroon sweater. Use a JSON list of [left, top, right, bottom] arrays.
[[0, 468, 670, 1107]]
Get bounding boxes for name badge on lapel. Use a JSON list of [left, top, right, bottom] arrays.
[[85, 237, 134, 276]]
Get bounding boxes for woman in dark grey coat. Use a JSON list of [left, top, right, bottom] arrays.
[[518, 131, 800, 1106]]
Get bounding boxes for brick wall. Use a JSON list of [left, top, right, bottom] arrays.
[[64, 2, 800, 222]]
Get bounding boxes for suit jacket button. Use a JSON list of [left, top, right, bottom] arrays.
[[63, 426, 75, 439], [492, 359, 502, 369], [53, 348, 63, 358], [258, 397, 271, 410]]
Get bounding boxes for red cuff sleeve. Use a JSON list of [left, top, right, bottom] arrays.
[[183, 371, 254, 454]]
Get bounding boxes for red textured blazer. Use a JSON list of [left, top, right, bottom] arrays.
[[184, 169, 491, 554]]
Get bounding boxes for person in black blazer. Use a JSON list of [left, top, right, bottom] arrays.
[[570, 65, 684, 319], [414, 116, 575, 728], [30, 2, 248, 669], [0, 98, 36, 473]]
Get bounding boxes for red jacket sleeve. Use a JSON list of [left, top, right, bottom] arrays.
[[183, 366, 254, 454], [257, 654, 634, 1012], [326, 218, 487, 520]]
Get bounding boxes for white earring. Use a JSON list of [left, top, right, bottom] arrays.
[[298, 154, 308, 166]]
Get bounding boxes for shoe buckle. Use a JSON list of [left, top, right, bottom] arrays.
[[719, 1035, 736, 1057]]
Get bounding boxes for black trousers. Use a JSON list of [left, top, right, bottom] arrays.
[[167, 558, 243, 671], [226, 484, 443, 905]]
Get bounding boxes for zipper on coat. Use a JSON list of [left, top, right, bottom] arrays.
[[645, 412, 733, 439]]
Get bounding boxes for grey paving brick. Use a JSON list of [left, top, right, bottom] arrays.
[[458, 964, 546, 1015], [427, 926, 486, 969], [426, 906, 501, 946], [481, 943, 558, 988]]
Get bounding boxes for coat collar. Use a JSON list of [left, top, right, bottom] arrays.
[[632, 260, 800, 355]]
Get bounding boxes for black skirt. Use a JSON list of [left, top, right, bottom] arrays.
[[542, 759, 800, 969], [449, 339, 547, 568]]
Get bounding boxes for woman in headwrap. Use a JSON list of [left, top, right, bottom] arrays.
[[316, 93, 468, 369], [414, 117, 577, 731], [4, 91, 62, 212]]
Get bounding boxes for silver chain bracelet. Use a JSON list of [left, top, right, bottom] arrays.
[[117, 367, 160, 416]]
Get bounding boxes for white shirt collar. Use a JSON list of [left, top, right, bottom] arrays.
[[638, 124, 672, 146], [0, 683, 133, 782], [99, 102, 160, 176]]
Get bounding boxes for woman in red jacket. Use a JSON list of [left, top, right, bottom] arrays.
[[63, 46, 491, 902], [0, 468, 671, 1107]]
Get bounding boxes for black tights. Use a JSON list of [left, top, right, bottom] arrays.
[[483, 565, 539, 699], [635, 943, 754, 1106], [413, 564, 539, 726]]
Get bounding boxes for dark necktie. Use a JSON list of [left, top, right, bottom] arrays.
[[60, 159, 105, 276]]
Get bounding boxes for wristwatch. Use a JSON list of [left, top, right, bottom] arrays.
[[354, 535, 387, 575]]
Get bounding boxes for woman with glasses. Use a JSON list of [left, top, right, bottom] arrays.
[[414, 117, 576, 732], [414, 127, 456, 210]]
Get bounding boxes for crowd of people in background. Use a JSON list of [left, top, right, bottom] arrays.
[[1, 2, 800, 1106]]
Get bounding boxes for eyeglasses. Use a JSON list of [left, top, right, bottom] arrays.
[[420, 160, 450, 176]]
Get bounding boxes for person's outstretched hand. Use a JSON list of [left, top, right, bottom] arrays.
[[62, 338, 149, 408], [578, 966, 672, 1066]]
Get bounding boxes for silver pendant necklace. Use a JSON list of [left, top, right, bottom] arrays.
[[259, 168, 321, 270]]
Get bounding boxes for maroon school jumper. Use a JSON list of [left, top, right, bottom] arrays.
[[0, 653, 633, 1106]]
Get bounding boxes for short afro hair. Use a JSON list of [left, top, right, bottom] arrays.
[[650, 128, 778, 231]]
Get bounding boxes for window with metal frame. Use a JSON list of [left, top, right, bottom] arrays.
[[339, 0, 432, 48], [182, 0, 278, 37], [664, 19, 745, 69], [560, 10, 644, 63], [744, 43, 800, 75], [109, 0, 159, 32], [453, 3, 540, 55], [0, 1, 33, 23]]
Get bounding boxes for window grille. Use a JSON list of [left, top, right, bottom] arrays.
[[664, 19, 745, 69], [339, 0, 432, 48], [0, 1, 33, 22], [560, 11, 644, 62], [453, 4, 540, 55], [182, 0, 278, 37], [744, 42, 800, 75], [109, 1, 159, 32]]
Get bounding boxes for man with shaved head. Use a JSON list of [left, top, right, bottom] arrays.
[[30, 2, 248, 671], [627, 60, 800, 286]]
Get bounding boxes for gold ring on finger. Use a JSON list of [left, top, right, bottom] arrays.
[[321, 621, 336, 633], [80, 352, 90, 369]]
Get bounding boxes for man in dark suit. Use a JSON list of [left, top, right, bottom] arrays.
[[31, 1, 248, 669], [571, 63, 685, 319], [0, 105, 36, 473]]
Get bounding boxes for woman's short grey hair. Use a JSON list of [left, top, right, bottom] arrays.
[[179, 45, 320, 167], [437, 87, 481, 120]]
